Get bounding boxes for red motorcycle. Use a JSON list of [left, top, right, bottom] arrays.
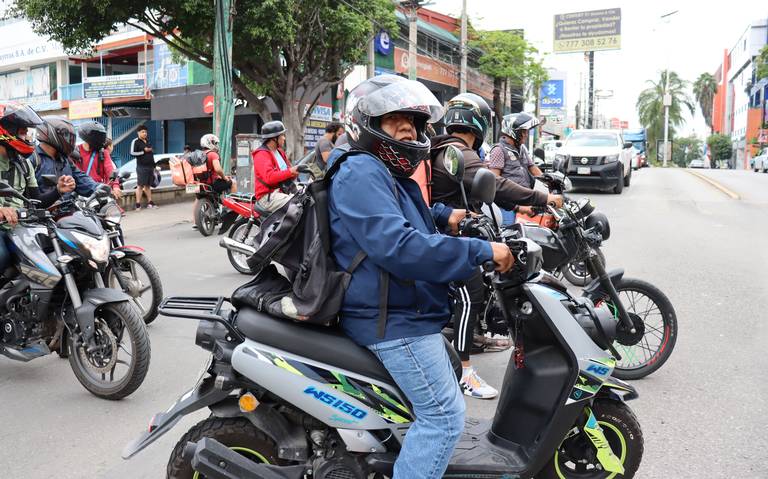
[[218, 193, 267, 274]]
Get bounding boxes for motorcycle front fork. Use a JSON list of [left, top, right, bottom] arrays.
[[586, 251, 636, 334]]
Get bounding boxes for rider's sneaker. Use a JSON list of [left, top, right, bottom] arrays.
[[147, 202, 158, 209], [460, 366, 498, 399]]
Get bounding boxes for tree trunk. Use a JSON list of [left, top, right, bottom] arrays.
[[280, 85, 306, 161], [493, 77, 503, 139]]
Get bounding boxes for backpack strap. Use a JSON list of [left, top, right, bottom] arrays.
[[346, 250, 367, 273]]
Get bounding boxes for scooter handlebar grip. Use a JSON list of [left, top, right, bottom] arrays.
[[482, 260, 496, 273]]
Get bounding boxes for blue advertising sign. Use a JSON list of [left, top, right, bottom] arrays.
[[540, 79, 565, 109], [152, 42, 188, 90], [375, 30, 392, 56]]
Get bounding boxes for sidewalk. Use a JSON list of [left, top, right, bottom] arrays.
[[121, 199, 194, 234]]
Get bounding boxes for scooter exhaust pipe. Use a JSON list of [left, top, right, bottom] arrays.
[[219, 236, 256, 256]]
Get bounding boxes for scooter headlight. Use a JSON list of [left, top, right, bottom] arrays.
[[71, 231, 111, 264]]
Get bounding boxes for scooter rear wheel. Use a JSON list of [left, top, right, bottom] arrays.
[[194, 198, 216, 237], [167, 417, 283, 478], [539, 401, 643, 479]]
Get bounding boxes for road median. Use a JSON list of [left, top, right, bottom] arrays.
[[685, 169, 741, 200]]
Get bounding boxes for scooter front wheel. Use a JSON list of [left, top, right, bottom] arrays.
[[539, 400, 643, 479]]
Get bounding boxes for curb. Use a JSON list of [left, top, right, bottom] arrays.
[[685, 169, 741, 200]]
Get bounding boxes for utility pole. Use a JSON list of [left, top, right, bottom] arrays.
[[367, 33, 375, 79], [213, 0, 234, 172], [459, 0, 467, 92], [408, 4, 418, 80], [587, 51, 595, 128], [663, 70, 671, 167]]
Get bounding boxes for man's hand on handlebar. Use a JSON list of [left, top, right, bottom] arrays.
[[57, 176, 75, 194], [547, 194, 563, 208], [0, 207, 18, 226], [112, 187, 122, 199], [490, 242, 514, 273]]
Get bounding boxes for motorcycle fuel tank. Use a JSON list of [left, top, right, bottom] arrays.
[[7, 224, 61, 288]]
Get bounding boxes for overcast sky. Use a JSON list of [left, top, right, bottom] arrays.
[[429, 0, 764, 138]]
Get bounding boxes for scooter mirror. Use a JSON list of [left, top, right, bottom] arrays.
[[121, 171, 132, 180], [443, 145, 465, 183], [469, 168, 496, 205], [533, 147, 546, 161]]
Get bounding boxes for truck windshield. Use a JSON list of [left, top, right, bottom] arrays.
[[567, 134, 619, 147]]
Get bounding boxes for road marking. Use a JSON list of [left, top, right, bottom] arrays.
[[685, 170, 741, 200]]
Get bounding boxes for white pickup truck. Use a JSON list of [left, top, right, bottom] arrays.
[[554, 129, 634, 194]]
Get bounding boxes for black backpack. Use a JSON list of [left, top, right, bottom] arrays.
[[231, 151, 390, 330]]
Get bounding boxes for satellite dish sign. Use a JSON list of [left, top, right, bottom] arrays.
[[539, 80, 564, 109], [375, 30, 391, 55]]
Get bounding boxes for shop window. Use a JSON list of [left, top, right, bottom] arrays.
[[69, 65, 82, 84]]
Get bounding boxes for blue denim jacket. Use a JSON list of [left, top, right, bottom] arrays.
[[33, 146, 98, 197], [328, 151, 492, 345]]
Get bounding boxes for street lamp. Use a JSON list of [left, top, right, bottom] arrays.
[[594, 89, 613, 128], [660, 10, 679, 167]]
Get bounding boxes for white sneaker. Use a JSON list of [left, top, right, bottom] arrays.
[[460, 367, 498, 399]]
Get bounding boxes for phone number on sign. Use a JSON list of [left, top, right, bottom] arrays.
[[555, 36, 620, 52]]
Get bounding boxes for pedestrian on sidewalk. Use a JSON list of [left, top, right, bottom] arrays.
[[130, 125, 158, 209], [313, 122, 344, 173], [74, 121, 122, 199]]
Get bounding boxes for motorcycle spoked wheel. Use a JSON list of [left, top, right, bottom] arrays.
[[167, 417, 286, 479], [67, 302, 151, 400], [539, 401, 643, 479], [105, 254, 163, 325], [194, 198, 217, 237], [227, 218, 261, 275], [598, 278, 678, 380], [561, 248, 606, 287]]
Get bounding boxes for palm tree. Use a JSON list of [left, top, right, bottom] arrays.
[[692, 72, 718, 132], [636, 70, 695, 163]]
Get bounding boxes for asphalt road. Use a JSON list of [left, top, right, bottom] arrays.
[[1, 167, 767, 478]]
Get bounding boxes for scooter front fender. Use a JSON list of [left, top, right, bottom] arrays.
[[582, 268, 624, 301], [597, 376, 639, 402]]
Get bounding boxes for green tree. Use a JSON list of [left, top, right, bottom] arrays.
[[706, 133, 733, 167], [692, 72, 718, 132], [12, 0, 396, 157], [636, 70, 695, 164], [671, 135, 703, 167], [755, 44, 768, 81], [470, 30, 545, 125]]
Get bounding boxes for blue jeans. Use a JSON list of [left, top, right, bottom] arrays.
[[368, 333, 465, 479]]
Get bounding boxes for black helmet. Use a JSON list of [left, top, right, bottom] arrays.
[[77, 121, 107, 149], [36, 117, 77, 156], [500, 112, 540, 142], [444, 93, 491, 150], [0, 103, 43, 156], [345, 74, 442, 177], [260, 121, 286, 140]]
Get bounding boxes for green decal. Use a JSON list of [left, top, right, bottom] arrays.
[[372, 384, 411, 415], [583, 409, 625, 475]]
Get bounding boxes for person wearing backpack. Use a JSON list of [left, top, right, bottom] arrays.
[[252, 121, 300, 213], [327, 75, 514, 479], [196, 134, 234, 194], [74, 121, 122, 199]]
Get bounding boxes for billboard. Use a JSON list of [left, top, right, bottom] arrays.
[[539, 79, 565, 110], [84, 74, 146, 99], [554, 8, 621, 53]]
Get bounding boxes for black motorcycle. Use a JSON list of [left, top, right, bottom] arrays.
[[81, 183, 163, 325], [0, 181, 150, 400], [512, 173, 678, 380]]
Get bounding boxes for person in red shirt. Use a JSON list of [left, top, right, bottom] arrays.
[[75, 121, 121, 198], [252, 121, 300, 212], [197, 134, 234, 193]]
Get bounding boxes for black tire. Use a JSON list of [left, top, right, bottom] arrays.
[[539, 401, 643, 479], [623, 166, 631, 187], [227, 218, 260, 275], [562, 248, 606, 287], [601, 278, 678, 380], [68, 301, 150, 400], [167, 417, 283, 478], [105, 253, 163, 325], [195, 198, 216, 237], [613, 167, 624, 194]]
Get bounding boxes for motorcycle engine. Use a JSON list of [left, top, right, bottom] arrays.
[[311, 434, 368, 479], [0, 292, 45, 347]]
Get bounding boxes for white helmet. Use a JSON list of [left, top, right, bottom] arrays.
[[200, 133, 220, 151]]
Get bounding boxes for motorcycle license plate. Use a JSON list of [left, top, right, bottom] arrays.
[[577, 167, 591, 175], [186, 183, 200, 194]]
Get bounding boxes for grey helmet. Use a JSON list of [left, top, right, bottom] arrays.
[[260, 121, 286, 140], [36, 117, 77, 156], [500, 112, 540, 142]]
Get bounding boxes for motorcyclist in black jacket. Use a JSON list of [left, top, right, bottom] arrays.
[[429, 93, 563, 399]]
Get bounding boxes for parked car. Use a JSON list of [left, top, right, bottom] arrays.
[[554, 129, 634, 194], [752, 148, 768, 173], [537, 140, 559, 168], [688, 159, 705, 169], [118, 153, 182, 190]]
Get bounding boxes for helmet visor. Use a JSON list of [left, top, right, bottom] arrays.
[[354, 79, 444, 123]]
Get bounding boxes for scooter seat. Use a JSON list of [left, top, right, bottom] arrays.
[[234, 307, 395, 384]]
